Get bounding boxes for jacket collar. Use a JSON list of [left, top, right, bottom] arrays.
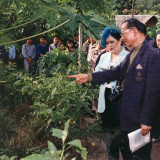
[[126, 40, 148, 73]]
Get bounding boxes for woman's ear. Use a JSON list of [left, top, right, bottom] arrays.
[[119, 38, 123, 46]]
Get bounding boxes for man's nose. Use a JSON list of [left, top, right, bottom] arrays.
[[121, 37, 124, 41]]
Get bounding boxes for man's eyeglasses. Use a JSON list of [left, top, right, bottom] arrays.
[[121, 28, 132, 36]]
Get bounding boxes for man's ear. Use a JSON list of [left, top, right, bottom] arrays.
[[132, 27, 138, 36]]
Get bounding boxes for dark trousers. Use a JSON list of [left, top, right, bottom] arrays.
[[101, 88, 121, 160], [103, 130, 152, 160], [103, 129, 122, 160], [120, 132, 152, 160], [102, 88, 152, 160]]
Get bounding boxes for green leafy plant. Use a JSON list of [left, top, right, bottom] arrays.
[[37, 48, 90, 76], [0, 43, 99, 158], [21, 120, 87, 160], [0, 155, 17, 160]]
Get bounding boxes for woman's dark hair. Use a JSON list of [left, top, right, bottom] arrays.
[[122, 18, 147, 35], [111, 32, 121, 41]]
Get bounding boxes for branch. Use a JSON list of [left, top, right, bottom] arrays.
[[0, 19, 70, 45], [0, 10, 50, 33]]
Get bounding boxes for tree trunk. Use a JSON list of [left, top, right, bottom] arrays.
[[132, 0, 135, 18], [78, 23, 82, 66], [78, 23, 82, 50]]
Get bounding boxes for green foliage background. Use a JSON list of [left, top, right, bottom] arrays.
[[0, 50, 99, 159]]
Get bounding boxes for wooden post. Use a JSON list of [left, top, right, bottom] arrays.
[[79, 23, 82, 50], [132, 0, 135, 18], [78, 23, 82, 66]]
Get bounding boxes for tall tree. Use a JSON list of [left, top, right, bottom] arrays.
[[135, 0, 160, 14], [0, 0, 113, 48]]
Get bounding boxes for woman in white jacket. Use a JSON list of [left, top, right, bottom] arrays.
[[95, 26, 129, 160]]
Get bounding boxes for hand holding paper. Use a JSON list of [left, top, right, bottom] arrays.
[[128, 128, 151, 153], [141, 124, 152, 136]]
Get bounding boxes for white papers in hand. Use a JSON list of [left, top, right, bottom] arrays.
[[128, 128, 151, 153]]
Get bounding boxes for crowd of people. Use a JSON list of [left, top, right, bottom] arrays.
[[0, 28, 159, 75], [0, 33, 105, 74], [22, 35, 79, 73]]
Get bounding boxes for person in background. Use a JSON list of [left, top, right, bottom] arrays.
[[60, 43, 66, 51], [8, 44, 16, 63], [82, 35, 90, 57], [37, 36, 49, 57], [0, 45, 8, 63], [95, 26, 129, 160], [49, 35, 60, 52], [156, 32, 160, 53], [22, 38, 36, 73], [88, 37, 96, 53], [87, 40, 105, 71], [67, 40, 75, 53], [74, 33, 79, 49], [145, 34, 157, 48], [37, 36, 49, 73], [95, 48, 108, 68]]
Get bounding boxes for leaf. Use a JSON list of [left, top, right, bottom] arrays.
[[67, 21, 78, 32], [0, 155, 10, 160], [20, 154, 48, 160], [80, 147, 87, 160], [51, 128, 63, 139], [71, 158, 76, 160], [45, 150, 61, 159], [64, 119, 70, 133], [74, 14, 82, 23], [67, 139, 82, 148], [48, 140, 57, 153], [51, 87, 57, 96], [91, 13, 112, 26], [14, 80, 21, 85], [46, 118, 52, 129], [10, 156, 17, 160], [22, 86, 29, 95]]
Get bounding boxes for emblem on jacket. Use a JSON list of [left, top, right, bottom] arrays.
[[136, 71, 142, 82], [136, 64, 143, 82]]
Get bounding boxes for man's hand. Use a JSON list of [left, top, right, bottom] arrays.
[[68, 74, 89, 85], [141, 124, 152, 136], [28, 57, 32, 64]]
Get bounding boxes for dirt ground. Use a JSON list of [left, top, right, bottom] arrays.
[[86, 136, 160, 160], [84, 117, 160, 160]]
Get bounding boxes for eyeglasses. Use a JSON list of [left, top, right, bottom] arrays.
[[121, 28, 132, 36]]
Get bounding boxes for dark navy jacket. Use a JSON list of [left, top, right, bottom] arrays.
[[0, 45, 8, 60], [92, 40, 160, 133]]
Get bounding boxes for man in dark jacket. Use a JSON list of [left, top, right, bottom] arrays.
[[145, 34, 157, 48], [68, 18, 160, 160], [156, 32, 160, 53], [0, 45, 8, 63]]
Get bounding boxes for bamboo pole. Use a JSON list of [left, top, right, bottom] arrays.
[[132, 0, 135, 18]]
